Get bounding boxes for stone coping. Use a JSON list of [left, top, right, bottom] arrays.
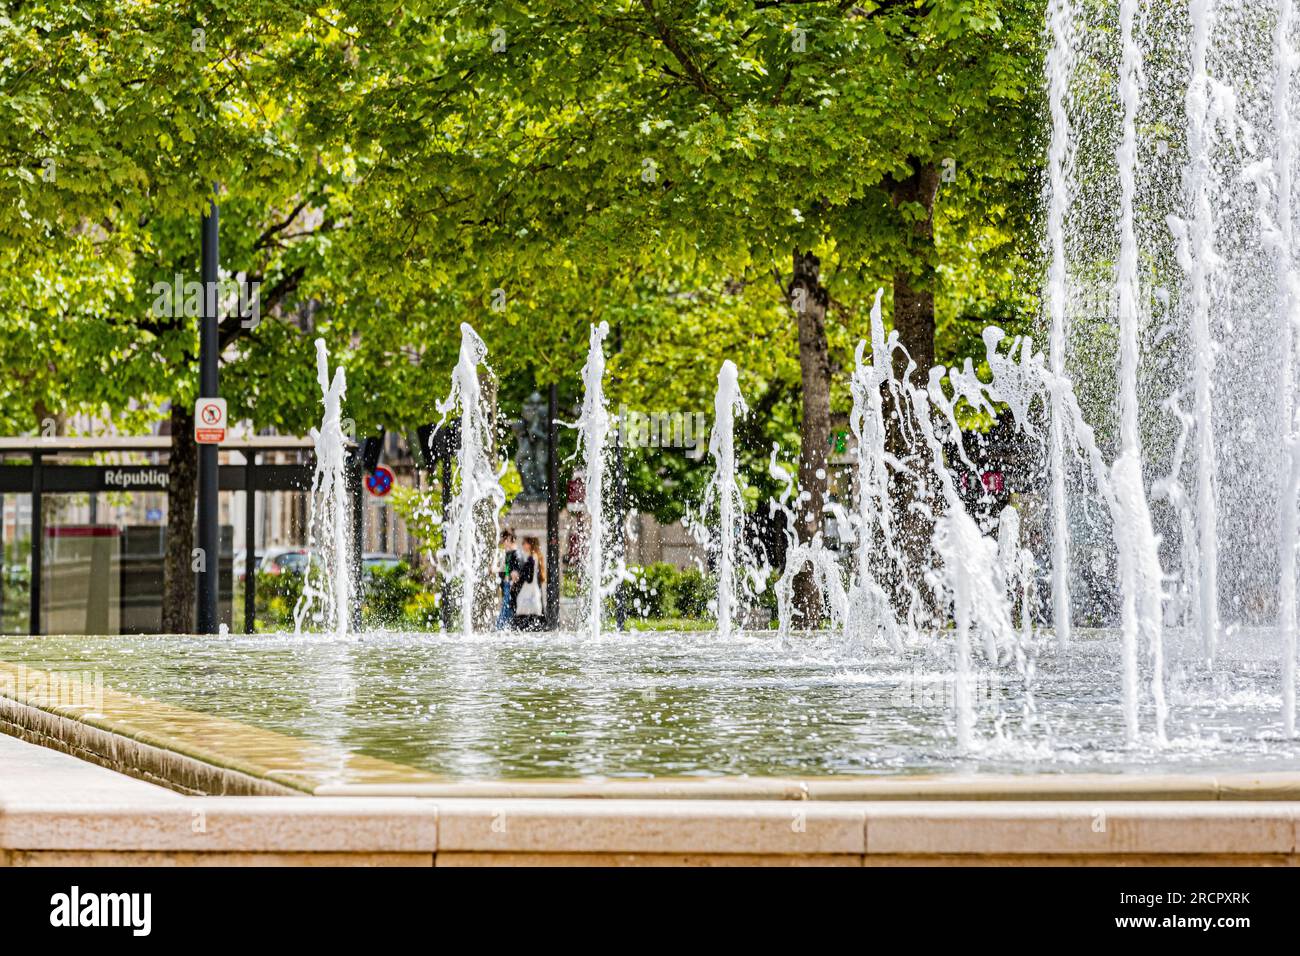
[[3, 785, 1299, 864], [5, 658, 1300, 803], [312, 773, 1300, 801], [1, 735, 1297, 863], [3, 721, 1300, 865], [8, 798, 1295, 857]]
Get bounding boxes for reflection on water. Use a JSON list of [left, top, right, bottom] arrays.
[[1, 630, 1297, 780]]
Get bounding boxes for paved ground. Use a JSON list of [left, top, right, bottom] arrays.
[[0, 731, 181, 807]]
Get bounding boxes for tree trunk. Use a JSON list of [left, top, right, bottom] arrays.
[[162, 402, 197, 633], [885, 159, 942, 620], [790, 250, 832, 627], [890, 160, 940, 379]]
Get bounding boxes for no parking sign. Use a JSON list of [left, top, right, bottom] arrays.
[[366, 465, 395, 499]]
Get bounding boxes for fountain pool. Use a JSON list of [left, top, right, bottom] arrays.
[[1, 629, 1297, 786]]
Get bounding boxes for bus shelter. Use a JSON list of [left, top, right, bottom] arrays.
[[0, 437, 363, 635]]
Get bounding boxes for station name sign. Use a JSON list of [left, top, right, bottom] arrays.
[[0, 461, 312, 495], [102, 468, 169, 490]]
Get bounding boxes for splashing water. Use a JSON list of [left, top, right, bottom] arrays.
[[1167, 0, 1222, 663], [702, 360, 749, 637], [1276, 0, 1300, 737], [847, 290, 904, 651], [824, 270, 1175, 750], [911, 357, 1018, 752], [1046, 0, 1300, 737], [1044, 0, 1075, 650], [997, 505, 1035, 648], [1111, 0, 1167, 744], [434, 324, 506, 635], [571, 322, 613, 638], [769, 446, 848, 636], [295, 338, 353, 637]]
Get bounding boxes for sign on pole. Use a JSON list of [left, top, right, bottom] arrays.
[[366, 465, 395, 499], [195, 397, 227, 444]]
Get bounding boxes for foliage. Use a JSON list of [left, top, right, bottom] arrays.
[[253, 569, 304, 632], [401, 591, 443, 630], [673, 566, 713, 618], [1, 537, 31, 635], [1, 0, 1048, 554], [626, 616, 715, 633], [387, 484, 441, 559], [624, 562, 678, 619], [361, 562, 426, 630], [622, 562, 715, 620], [255, 560, 441, 631]]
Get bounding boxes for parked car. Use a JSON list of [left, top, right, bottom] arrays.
[[233, 549, 248, 583], [362, 552, 403, 576], [249, 549, 401, 578], [259, 548, 314, 576]]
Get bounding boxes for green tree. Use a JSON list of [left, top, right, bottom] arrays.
[[303, 0, 1045, 618], [1, 0, 1045, 634], [1, 2, 366, 628]]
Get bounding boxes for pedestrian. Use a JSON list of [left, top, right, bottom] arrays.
[[511, 535, 547, 631], [496, 528, 519, 630]]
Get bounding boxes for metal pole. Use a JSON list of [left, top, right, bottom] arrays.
[[350, 458, 363, 631], [244, 453, 257, 634], [614, 429, 627, 631], [440, 454, 453, 631], [197, 185, 220, 634], [546, 383, 560, 630], [30, 452, 42, 636]]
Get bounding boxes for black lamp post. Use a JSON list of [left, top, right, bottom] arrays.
[[196, 185, 220, 634], [546, 384, 560, 630]]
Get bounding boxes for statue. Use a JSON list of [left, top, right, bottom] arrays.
[[515, 391, 548, 500]]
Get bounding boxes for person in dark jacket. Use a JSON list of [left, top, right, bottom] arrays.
[[510, 535, 547, 631], [495, 528, 519, 630]]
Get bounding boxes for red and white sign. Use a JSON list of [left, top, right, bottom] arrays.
[[366, 465, 395, 499], [194, 398, 227, 444]]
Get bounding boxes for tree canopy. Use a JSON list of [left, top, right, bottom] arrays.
[[2, 0, 1047, 523]]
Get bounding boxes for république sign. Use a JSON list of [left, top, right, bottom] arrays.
[[102, 468, 169, 490]]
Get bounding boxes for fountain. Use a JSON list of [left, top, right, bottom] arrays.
[[275, 0, 1300, 750], [433, 323, 506, 635], [1276, 0, 1300, 737], [16, 23, 1300, 887], [15, 3, 1300, 804], [846, 290, 904, 651], [570, 321, 614, 638], [294, 338, 353, 637], [702, 360, 748, 638], [1168, 0, 1223, 663], [901, 338, 1020, 751], [769, 445, 849, 636], [1044, 0, 1075, 650], [1108, 0, 1168, 744], [1043, 0, 1298, 738], [346, 0, 1296, 751]]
